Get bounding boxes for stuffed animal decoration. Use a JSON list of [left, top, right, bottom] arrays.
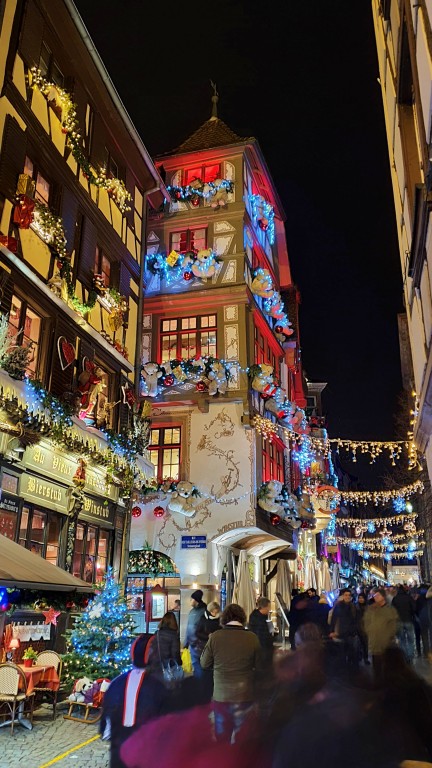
[[167, 480, 199, 518], [274, 319, 294, 344], [77, 360, 106, 418], [265, 390, 290, 420], [250, 269, 274, 299], [68, 677, 94, 704], [210, 179, 228, 208], [191, 249, 217, 280], [206, 360, 228, 396], [268, 293, 286, 320], [257, 480, 286, 517], [250, 364, 278, 396], [142, 362, 162, 397]]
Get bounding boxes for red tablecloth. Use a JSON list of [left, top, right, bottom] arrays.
[[18, 664, 60, 694]]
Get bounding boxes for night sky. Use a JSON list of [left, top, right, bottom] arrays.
[[75, 0, 403, 451]]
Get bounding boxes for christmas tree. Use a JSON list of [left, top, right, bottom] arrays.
[[62, 568, 136, 688]]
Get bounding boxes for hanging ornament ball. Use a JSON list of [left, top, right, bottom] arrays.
[[274, 325, 283, 334], [183, 271, 193, 281], [131, 506, 142, 519], [270, 513, 281, 526], [0, 602, 10, 612], [191, 196, 200, 207], [164, 374, 174, 386], [153, 506, 165, 518], [196, 381, 206, 392]]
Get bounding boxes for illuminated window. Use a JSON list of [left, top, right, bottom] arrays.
[[254, 326, 276, 370], [184, 164, 221, 184], [23, 156, 50, 205], [9, 295, 42, 377], [18, 506, 63, 564], [72, 523, 110, 583], [160, 315, 217, 364], [149, 427, 181, 482], [94, 245, 111, 286], [170, 228, 207, 253], [262, 439, 284, 483]]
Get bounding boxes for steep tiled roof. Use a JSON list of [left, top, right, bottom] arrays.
[[175, 117, 253, 153]]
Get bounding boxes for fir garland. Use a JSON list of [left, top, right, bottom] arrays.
[[30, 68, 132, 213], [128, 548, 176, 576], [57, 254, 97, 315]]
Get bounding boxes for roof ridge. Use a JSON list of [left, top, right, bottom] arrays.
[[174, 116, 253, 153]]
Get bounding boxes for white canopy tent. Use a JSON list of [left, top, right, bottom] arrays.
[[0, 534, 93, 592]]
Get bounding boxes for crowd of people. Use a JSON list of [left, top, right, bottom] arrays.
[[101, 584, 432, 768]]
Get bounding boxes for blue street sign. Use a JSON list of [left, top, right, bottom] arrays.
[[181, 535, 207, 549]]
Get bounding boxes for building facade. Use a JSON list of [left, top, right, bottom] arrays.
[[129, 103, 323, 623], [0, 0, 165, 582]]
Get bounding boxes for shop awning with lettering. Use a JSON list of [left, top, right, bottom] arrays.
[[0, 535, 93, 592]]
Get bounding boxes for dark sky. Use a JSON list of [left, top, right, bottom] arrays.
[[75, 0, 403, 446]]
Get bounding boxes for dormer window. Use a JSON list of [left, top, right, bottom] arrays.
[[184, 164, 221, 185]]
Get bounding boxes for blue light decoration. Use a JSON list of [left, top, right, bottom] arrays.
[[367, 521, 376, 534], [325, 513, 337, 546], [167, 178, 234, 202], [384, 553, 392, 562], [0, 587, 10, 612], [146, 249, 220, 285], [25, 379, 73, 429], [363, 551, 370, 560], [407, 538, 417, 551], [407, 551, 415, 560], [249, 194, 275, 245], [393, 496, 406, 513], [381, 537, 391, 547], [386, 542, 395, 552], [292, 436, 315, 474]]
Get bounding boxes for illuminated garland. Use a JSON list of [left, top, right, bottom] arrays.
[[249, 194, 275, 245], [339, 480, 424, 506], [250, 269, 293, 341], [142, 356, 233, 397], [167, 178, 233, 203], [29, 68, 132, 213], [338, 537, 425, 549], [337, 511, 418, 527], [128, 548, 176, 575], [32, 201, 68, 257], [146, 249, 221, 284], [253, 414, 417, 466]]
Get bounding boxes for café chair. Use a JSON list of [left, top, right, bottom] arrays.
[[0, 662, 34, 734], [34, 651, 62, 720]]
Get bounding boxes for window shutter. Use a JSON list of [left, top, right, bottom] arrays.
[[118, 374, 131, 432], [19, 1, 44, 68], [0, 116, 27, 200], [61, 187, 79, 253], [0, 268, 14, 315], [78, 216, 97, 284], [118, 263, 130, 297], [50, 318, 78, 400]]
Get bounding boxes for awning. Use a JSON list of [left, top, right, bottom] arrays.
[[0, 535, 94, 592]]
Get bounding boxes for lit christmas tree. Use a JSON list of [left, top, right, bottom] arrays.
[[62, 568, 136, 688]]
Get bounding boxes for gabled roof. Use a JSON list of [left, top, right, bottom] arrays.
[[174, 116, 253, 154]]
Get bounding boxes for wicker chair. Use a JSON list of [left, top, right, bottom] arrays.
[[0, 663, 34, 735], [34, 651, 62, 720]]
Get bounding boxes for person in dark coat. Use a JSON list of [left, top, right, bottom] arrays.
[[329, 588, 360, 669], [248, 597, 274, 668], [147, 611, 181, 680], [195, 601, 221, 653], [185, 589, 207, 677], [356, 593, 370, 664], [100, 633, 166, 768], [392, 585, 416, 662]]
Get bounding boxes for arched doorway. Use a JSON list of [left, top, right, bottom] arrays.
[[126, 547, 180, 634]]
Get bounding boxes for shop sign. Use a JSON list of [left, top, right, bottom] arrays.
[[181, 535, 207, 549], [20, 474, 68, 513], [23, 444, 118, 501], [0, 492, 20, 516], [80, 494, 115, 526]]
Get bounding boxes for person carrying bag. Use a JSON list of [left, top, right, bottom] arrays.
[[147, 611, 183, 689]]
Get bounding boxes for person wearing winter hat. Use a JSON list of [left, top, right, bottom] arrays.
[[185, 589, 207, 677], [101, 633, 166, 768]]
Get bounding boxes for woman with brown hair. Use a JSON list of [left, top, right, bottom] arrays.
[[147, 611, 182, 679]]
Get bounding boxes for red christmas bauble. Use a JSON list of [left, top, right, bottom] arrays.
[[164, 374, 174, 386], [274, 325, 283, 334], [153, 506, 165, 518], [61, 127, 69, 134], [183, 271, 193, 281], [270, 513, 281, 526], [191, 196, 200, 207], [196, 381, 206, 392], [131, 506, 142, 518]]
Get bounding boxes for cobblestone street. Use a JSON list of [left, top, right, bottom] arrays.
[[0, 704, 109, 768]]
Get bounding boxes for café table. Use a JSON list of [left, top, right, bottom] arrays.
[[0, 664, 59, 730]]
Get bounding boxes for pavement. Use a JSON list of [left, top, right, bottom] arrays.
[[0, 702, 109, 768], [1, 657, 431, 768]]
